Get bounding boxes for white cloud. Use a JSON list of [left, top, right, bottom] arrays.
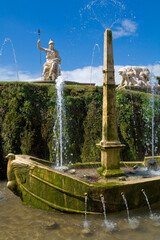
[[62, 65, 123, 85], [18, 71, 40, 82], [62, 66, 103, 85], [0, 64, 160, 86], [0, 65, 122, 85], [0, 65, 40, 82], [113, 19, 138, 39]]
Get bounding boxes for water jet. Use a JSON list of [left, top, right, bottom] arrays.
[[0, 38, 19, 81]]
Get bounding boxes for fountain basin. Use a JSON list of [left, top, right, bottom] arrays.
[[7, 154, 160, 214]]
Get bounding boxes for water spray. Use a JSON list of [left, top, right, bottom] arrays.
[[100, 193, 116, 230], [0, 38, 19, 81], [83, 192, 89, 229], [141, 189, 153, 217]]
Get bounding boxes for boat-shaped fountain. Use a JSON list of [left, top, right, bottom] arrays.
[[6, 29, 160, 214]]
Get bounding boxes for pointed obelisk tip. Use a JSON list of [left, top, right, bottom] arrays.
[[105, 28, 111, 31], [105, 29, 112, 44], [103, 29, 113, 71]]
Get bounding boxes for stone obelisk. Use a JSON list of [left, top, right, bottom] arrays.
[[97, 29, 125, 177]]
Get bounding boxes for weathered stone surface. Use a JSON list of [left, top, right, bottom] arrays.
[[147, 159, 159, 171], [6, 154, 160, 213], [118, 66, 150, 89], [97, 29, 125, 174], [144, 156, 160, 168]]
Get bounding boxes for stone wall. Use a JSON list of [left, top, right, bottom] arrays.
[[0, 82, 160, 179]]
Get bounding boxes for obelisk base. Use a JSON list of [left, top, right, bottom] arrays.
[[97, 142, 125, 178]]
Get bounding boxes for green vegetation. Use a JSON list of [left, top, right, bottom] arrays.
[[0, 82, 56, 178], [117, 89, 160, 161], [156, 76, 160, 85], [0, 82, 160, 179]]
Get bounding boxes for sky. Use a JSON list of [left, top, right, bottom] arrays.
[[0, 0, 160, 84]]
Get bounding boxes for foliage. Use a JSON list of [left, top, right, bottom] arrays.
[[0, 83, 55, 178], [156, 76, 160, 85], [0, 82, 160, 178], [81, 88, 102, 162]]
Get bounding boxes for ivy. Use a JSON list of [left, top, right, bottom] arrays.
[[0, 83, 160, 178]]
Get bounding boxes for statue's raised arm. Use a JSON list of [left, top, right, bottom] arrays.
[[37, 39, 48, 52], [37, 38, 61, 81]]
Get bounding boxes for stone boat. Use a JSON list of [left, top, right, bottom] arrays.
[[6, 29, 160, 214], [6, 154, 160, 214]]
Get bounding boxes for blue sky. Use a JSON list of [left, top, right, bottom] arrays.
[[0, 0, 160, 83]]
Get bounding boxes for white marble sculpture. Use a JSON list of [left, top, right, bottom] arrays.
[[38, 39, 61, 81], [118, 66, 150, 89]]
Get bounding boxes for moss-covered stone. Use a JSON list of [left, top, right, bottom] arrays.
[[7, 154, 160, 213], [97, 166, 125, 178], [91, 182, 124, 187], [67, 162, 101, 169]]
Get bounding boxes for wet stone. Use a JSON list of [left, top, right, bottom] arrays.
[[119, 176, 126, 181], [147, 159, 159, 171], [133, 165, 139, 170], [45, 221, 59, 230], [83, 175, 90, 179], [68, 169, 76, 174], [81, 227, 92, 237], [147, 159, 158, 165]]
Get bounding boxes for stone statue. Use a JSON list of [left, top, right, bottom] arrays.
[[38, 39, 61, 81], [117, 66, 150, 89]]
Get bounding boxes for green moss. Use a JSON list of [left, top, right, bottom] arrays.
[[91, 182, 124, 187], [98, 167, 124, 178], [67, 162, 101, 169]]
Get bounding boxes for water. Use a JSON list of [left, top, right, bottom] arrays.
[[141, 189, 160, 224], [83, 194, 89, 229], [100, 195, 116, 231], [128, 88, 140, 157], [53, 75, 65, 167], [80, 0, 126, 30], [121, 192, 139, 229], [90, 43, 101, 84], [2, 181, 160, 239], [141, 189, 153, 217], [121, 192, 130, 221], [149, 73, 158, 159], [0, 38, 19, 81]]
